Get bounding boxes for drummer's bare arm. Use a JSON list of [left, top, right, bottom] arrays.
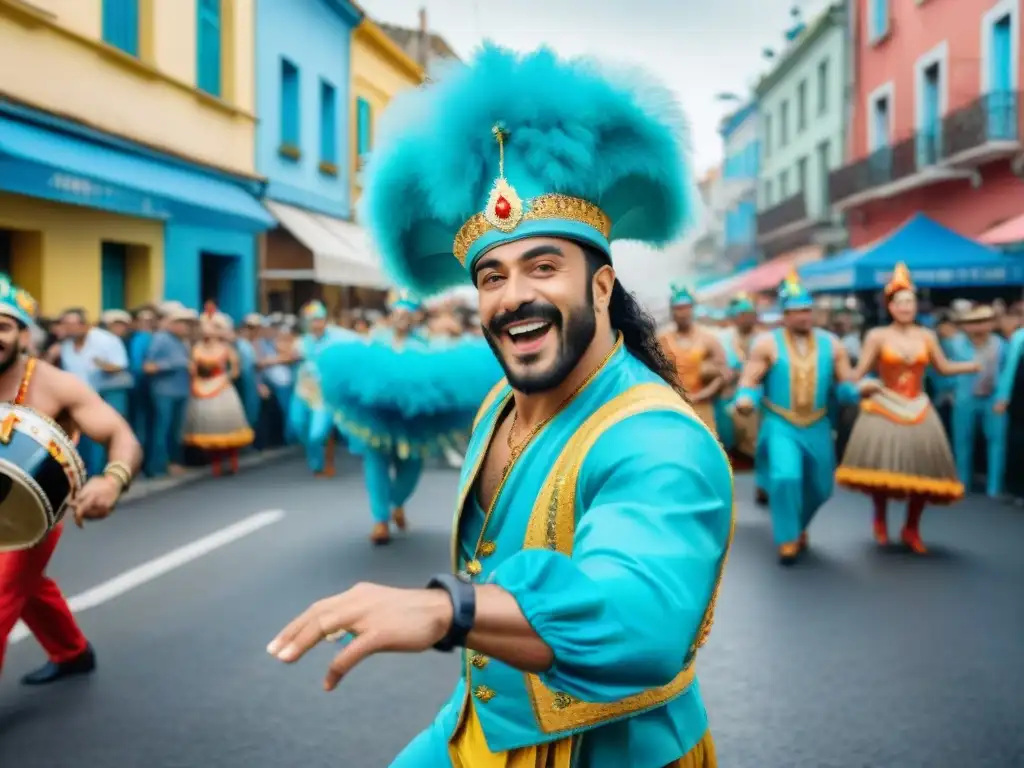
[[45, 367, 142, 476]]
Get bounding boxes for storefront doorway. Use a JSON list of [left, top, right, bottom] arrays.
[[0, 230, 11, 277], [200, 251, 241, 317]]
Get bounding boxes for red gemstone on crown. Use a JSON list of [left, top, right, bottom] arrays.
[[494, 196, 512, 219]]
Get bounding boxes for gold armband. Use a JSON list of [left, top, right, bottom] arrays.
[[103, 461, 133, 493]]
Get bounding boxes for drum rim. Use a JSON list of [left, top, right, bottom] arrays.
[[0, 456, 53, 552], [3, 404, 87, 488]]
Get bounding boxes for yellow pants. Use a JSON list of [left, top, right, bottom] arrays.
[[449, 701, 717, 767]]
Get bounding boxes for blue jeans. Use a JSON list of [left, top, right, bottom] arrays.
[[146, 394, 188, 476], [80, 389, 130, 476]]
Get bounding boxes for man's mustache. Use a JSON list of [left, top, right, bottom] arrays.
[[487, 302, 561, 337]]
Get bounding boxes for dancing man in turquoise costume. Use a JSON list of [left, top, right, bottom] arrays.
[[270, 44, 733, 767], [735, 271, 865, 565], [288, 301, 349, 478]]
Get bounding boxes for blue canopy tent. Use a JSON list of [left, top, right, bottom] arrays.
[[799, 214, 1024, 292], [799, 248, 862, 293]]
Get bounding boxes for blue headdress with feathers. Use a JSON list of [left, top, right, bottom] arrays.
[[728, 291, 756, 316], [359, 43, 697, 297], [778, 270, 814, 312], [0, 274, 36, 327], [670, 282, 694, 307], [388, 289, 422, 314]]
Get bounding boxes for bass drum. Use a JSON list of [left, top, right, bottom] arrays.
[[0, 403, 86, 552]]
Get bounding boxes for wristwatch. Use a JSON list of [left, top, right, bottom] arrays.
[[426, 573, 477, 652]]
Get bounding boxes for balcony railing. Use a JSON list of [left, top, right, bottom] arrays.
[[943, 91, 1020, 156], [756, 193, 807, 237], [829, 90, 1021, 206]]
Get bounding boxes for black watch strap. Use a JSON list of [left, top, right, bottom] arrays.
[[426, 573, 476, 652]]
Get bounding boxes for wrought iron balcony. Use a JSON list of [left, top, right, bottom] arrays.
[[942, 91, 1020, 158], [756, 193, 807, 237], [828, 91, 1022, 207]]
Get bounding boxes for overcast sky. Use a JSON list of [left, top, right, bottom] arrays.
[[358, 0, 833, 176]]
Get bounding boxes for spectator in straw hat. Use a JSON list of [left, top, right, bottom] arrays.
[[143, 305, 197, 476]]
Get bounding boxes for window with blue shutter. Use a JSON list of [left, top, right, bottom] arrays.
[[102, 0, 140, 57], [196, 0, 222, 97], [869, 0, 889, 43], [280, 59, 300, 150], [356, 97, 372, 167], [101, 243, 128, 311], [319, 80, 337, 165]]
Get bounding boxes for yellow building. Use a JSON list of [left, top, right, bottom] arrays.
[[350, 18, 424, 207], [0, 0, 272, 319]]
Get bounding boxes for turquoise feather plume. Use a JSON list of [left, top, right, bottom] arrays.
[[360, 43, 698, 297]]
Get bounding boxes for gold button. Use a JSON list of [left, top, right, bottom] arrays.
[[465, 559, 482, 576], [470, 653, 489, 669], [479, 541, 497, 557], [473, 685, 495, 702]]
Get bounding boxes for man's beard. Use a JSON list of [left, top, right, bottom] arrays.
[[0, 342, 21, 377], [483, 293, 597, 395]]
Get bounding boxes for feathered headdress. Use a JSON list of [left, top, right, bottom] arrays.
[[728, 291, 755, 316], [387, 288, 422, 314], [777, 269, 813, 312], [884, 262, 915, 300], [359, 43, 697, 297], [0, 275, 37, 327], [670, 282, 694, 307]]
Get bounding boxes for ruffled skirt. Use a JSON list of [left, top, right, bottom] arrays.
[[183, 377, 255, 451], [835, 389, 963, 503]]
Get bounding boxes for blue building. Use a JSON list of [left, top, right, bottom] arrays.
[[719, 101, 761, 270], [256, 0, 385, 313]]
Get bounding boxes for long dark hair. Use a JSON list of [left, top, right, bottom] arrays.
[[583, 246, 688, 400]]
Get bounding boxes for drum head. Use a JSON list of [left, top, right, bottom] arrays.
[[0, 471, 51, 552]]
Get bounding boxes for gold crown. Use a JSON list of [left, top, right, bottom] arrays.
[[451, 124, 612, 266]]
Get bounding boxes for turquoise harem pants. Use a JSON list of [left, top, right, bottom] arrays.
[[758, 411, 835, 546], [363, 451, 423, 524]]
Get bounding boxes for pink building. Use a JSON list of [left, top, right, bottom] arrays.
[[831, 0, 1024, 247]]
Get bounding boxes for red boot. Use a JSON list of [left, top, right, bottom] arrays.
[[872, 493, 889, 546], [900, 496, 928, 555]]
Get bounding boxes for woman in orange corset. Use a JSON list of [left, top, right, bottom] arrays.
[[835, 264, 979, 553], [183, 314, 255, 475], [658, 284, 727, 434]]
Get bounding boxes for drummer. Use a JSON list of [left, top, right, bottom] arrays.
[[0, 276, 141, 685]]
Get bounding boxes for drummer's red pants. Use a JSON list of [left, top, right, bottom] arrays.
[[0, 524, 89, 672]]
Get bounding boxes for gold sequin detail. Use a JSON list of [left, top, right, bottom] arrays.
[[470, 653, 490, 669], [473, 685, 496, 702], [464, 559, 482, 576], [551, 692, 575, 711], [479, 541, 497, 557], [453, 193, 612, 267]]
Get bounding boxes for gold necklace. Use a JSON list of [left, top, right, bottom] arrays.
[[502, 339, 620, 466]]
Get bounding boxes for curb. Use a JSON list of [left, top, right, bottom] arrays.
[[119, 447, 301, 504]]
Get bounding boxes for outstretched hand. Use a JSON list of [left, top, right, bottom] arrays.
[[267, 582, 454, 690]]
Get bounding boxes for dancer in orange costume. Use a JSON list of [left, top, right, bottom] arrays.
[[658, 284, 727, 435], [835, 264, 979, 554], [182, 314, 255, 476]]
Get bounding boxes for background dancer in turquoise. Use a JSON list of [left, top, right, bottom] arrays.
[[272, 43, 732, 767], [317, 292, 499, 545], [716, 293, 759, 471], [288, 301, 350, 478], [736, 272, 864, 565]]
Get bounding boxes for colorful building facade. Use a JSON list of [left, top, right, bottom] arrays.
[[831, 0, 1024, 246], [0, 0, 272, 319], [351, 18, 424, 208], [755, 3, 849, 261], [255, 0, 391, 313], [719, 101, 761, 270]]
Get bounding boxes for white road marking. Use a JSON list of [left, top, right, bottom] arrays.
[[9, 509, 286, 646]]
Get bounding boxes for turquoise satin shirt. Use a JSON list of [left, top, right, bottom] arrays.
[[426, 339, 733, 765]]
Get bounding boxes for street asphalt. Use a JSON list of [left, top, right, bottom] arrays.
[[0, 454, 1021, 768]]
